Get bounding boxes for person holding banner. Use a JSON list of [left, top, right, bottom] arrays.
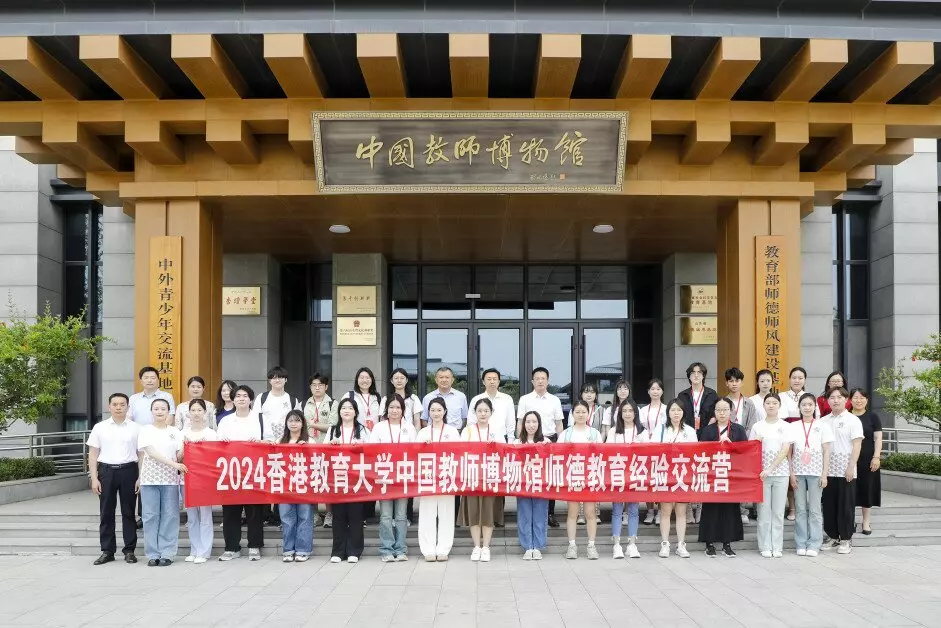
[[369, 394, 416, 562], [640, 379, 667, 526], [751, 393, 794, 558], [577, 383, 604, 526], [417, 397, 461, 561], [560, 400, 603, 560], [328, 398, 370, 563], [462, 398, 498, 562], [333, 368, 381, 523], [515, 411, 549, 560], [180, 399, 216, 564], [278, 410, 314, 563], [788, 392, 832, 557], [304, 373, 334, 528], [654, 400, 698, 558], [678, 362, 717, 524], [698, 397, 747, 558], [605, 398, 645, 559]]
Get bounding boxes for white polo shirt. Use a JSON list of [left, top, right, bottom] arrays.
[[750, 419, 794, 477], [517, 391, 564, 437], [127, 389, 176, 427], [468, 391, 516, 442], [87, 417, 141, 465], [821, 411, 864, 478]]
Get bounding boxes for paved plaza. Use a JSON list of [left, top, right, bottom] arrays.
[[1, 543, 940, 628]]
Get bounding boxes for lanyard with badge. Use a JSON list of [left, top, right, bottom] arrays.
[[359, 393, 374, 431], [800, 419, 815, 465], [646, 402, 660, 432], [692, 389, 703, 429], [478, 424, 489, 442], [388, 421, 402, 444]]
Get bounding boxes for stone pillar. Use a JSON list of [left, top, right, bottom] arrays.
[[800, 205, 836, 396], [661, 253, 718, 399], [871, 140, 940, 424], [222, 254, 282, 395], [101, 205, 137, 411], [717, 199, 802, 392], [332, 254, 388, 396]]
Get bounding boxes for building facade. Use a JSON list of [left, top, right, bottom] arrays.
[[0, 0, 939, 434]]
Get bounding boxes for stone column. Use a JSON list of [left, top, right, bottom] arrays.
[[332, 254, 388, 396], [101, 205, 137, 410], [800, 205, 836, 396]]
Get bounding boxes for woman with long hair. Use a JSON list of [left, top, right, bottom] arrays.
[[380, 368, 423, 432], [214, 379, 238, 426], [417, 397, 461, 561], [370, 393, 416, 562], [601, 378, 632, 439], [640, 379, 667, 525], [652, 399, 698, 558], [818, 371, 851, 417], [576, 383, 604, 525], [605, 398, 645, 559], [328, 398, 369, 564], [515, 411, 549, 560], [751, 393, 793, 558], [748, 369, 774, 423], [180, 399, 216, 564], [698, 397, 747, 557], [279, 410, 313, 562], [462, 398, 498, 562], [560, 400, 604, 560], [850, 388, 882, 536], [788, 392, 832, 557], [174, 376, 216, 431]]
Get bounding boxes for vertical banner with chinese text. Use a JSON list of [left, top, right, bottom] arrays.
[[149, 236, 182, 400], [755, 236, 787, 390]]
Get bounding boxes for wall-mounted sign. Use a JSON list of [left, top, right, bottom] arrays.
[[756, 236, 788, 390], [337, 316, 377, 346], [311, 111, 628, 194], [222, 286, 262, 316], [149, 236, 182, 398], [680, 316, 718, 345], [680, 284, 718, 314], [336, 285, 377, 315]]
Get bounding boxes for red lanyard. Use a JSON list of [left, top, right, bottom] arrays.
[[388, 421, 401, 444], [432, 422, 445, 442], [733, 396, 743, 422], [626, 425, 636, 443], [478, 424, 489, 442], [692, 389, 703, 417], [646, 403, 660, 432], [342, 425, 354, 444], [671, 426, 682, 443], [718, 422, 730, 440], [801, 419, 815, 448], [359, 393, 373, 419]]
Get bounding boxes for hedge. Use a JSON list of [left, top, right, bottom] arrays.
[[882, 453, 941, 477], [0, 457, 57, 482]]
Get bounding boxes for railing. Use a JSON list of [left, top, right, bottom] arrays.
[[0, 430, 91, 473], [882, 427, 941, 456]]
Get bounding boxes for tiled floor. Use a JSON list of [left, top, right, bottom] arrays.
[[2, 544, 941, 627]]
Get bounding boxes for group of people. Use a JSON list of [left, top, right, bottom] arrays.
[[85, 362, 882, 566]]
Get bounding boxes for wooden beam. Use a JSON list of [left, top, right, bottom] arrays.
[[680, 120, 730, 165], [43, 120, 119, 172], [171, 34, 247, 99], [534, 34, 581, 98], [263, 33, 326, 99], [449, 34, 489, 98], [125, 120, 184, 165], [86, 171, 134, 206], [56, 163, 86, 187], [357, 34, 406, 98], [0, 36, 89, 100], [206, 119, 259, 165], [613, 35, 671, 99], [766, 39, 847, 102], [814, 123, 886, 171], [80, 35, 167, 100], [847, 164, 876, 188], [753, 121, 809, 166], [861, 138, 915, 166], [842, 41, 933, 103], [691, 37, 760, 100], [14, 136, 61, 164]]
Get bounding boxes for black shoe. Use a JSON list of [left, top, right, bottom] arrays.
[[723, 544, 736, 558], [135, 518, 143, 529], [705, 544, 717, 557], [494, 522, 505, 528], [861, 527, 873, 536], [158, 558, 172, 566], [147, 559, 160, 567], [548, 515, 560, 528], [124, 553, 137, 564], [93, 552, 115, 566]]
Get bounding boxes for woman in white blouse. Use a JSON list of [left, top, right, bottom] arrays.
[[370, 394, 416, 562], [787, 392, 833, 557], [640, 379, 667, 525], [748, 369, 774, 423], [605, 399, 646, 559], [462, 398, 498, 562], [750, 393, 793, 558], [174, 376, 216, 431], [560, 401, 603, 560], [820, 387, 864, 555], [328, 398, 370, 564], [653, 400, 698, 558], [417, 397, 461, 561]]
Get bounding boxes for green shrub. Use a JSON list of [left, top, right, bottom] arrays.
[[882, 453, 941, 476], [0, 457, 57, 482]]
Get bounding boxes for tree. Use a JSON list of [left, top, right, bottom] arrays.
[[875, 334, 941, 431], [0, 300, 108, 434]]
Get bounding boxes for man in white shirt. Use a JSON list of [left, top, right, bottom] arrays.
[[516, 366, 565, 527], [421, 367, 468, 430], [87, 393, 141, 566], [469, 368, 517, 528], [250, 365, 299, 526], [127, 366, 176, 427]]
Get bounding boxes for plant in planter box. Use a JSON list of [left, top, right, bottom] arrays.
[[876, 334, 941, 431], [882, 453, 941, 477]]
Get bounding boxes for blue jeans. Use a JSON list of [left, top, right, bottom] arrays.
[[758, 475, 788, 553], [379, 498, 408, 557], [517, 497, 549, 551], [279, 503, 314, 555], [140, 484, 180, 560], [794, 475, 824, 551], [611, 502, 639, 538]]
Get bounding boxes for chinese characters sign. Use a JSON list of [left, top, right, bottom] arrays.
[[336, 285, 377, 315], [680, 284, 718, 314], [184, 441, 762, 506], [756, 236, 788, 390], [222, 286, 261, 316], [337, 317, 377, 346], [149, 236, 181, 398], [311, 111, 628, 193], [680, 316, 718, 345]]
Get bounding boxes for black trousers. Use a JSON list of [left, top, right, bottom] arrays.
[[222, 504, 266, 552], [822, 478, 856, 541], [332, 502, 365, 559], [98, 463, 139, 555]]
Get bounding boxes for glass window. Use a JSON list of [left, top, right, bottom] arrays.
[[580, 266, 628, 319], [95, 264, 103, 324], [847, 264, 869, 320], [65, 211, 89, 262], [421, 266, 471, 319], [392, 324, 419, 389], [528, 266, 576, 319], [425, 328, 469, 395], [94, 208, 103, 262], [282, 264, 308, 322], [531, 328, 573, 413], [314, 327, 333, 381], [846, 211, 868, 261], [311, 263, 333, 322], [475, 266, 523, 319], [631, 266, 658, 319], [391, 266, 418, 319], [632, 323, 655, 405], [583, 328, 624, 405], [65, 265, 89, 319]]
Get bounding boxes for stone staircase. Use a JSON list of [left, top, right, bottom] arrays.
[[2, 492, 941, 556]]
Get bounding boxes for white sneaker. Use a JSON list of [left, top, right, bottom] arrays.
[[193, 557, 208, 564], [686, 506, 694, 524], [565, 544, 578, 560], [218, 550, 240, 561], [821, 540, 840, 551], [796, 549, 807, 556], [523, 549, 533, 560], [294, 554, 309, 562], [348, 556, 359, 563], [481, 547, 491, 562], [837, 541, 852, 555], [627, 540, 640, 559], [659, 541, 670, 558], [694, 504, 702, 524], [772, 550, 783, 558], [185, 555, 195, 563], [643, 511, 655, 525], [805, 549, 818, 557], [282, 554, 295, 563], [576, 514, 586, 525], [761, 551, 773, 558], [612, 543, 625, 559], [381, 555, 395, 563], [330, 556, 342, 563], [654, 511, 661, 525], [323, 512, 333, 528], [248, 548, 261, 561], [676, 542, 690, 558], [532, 549, 542, 560], [741, 514, 750, 525], [471, 546, 482, 562], [394, 554, 408, 562], [587, 544, 599, 560]]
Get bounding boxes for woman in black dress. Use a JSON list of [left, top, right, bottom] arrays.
[[698, 397, 747, 557], [850, 388, 882, 534]]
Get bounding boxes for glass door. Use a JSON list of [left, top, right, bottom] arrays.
[[476, 326, 523, 403], [530, 326, 576, 417], [582, 326, 626, 408], [423, 327, 469, 397]]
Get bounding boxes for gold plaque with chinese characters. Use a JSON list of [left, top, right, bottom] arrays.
[[755, 236, 788, 390], [337, 316, 377, 346], [679, 285, 718, 314], [680, 316, 718, 345], [311, 111, 628, 194], [222, 286, 262, 316], [149, 236, 182, 398], [336, 285, 378, 315]]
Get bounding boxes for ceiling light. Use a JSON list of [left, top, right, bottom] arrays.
[[329, 224, 350, 234], [592, 224, 614, 234]]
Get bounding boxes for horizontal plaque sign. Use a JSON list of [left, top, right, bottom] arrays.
[[680, 316, 718, 346], [222, 286, 261, 316], [680, 284, 718, 314], [311, 111, 628, 194]]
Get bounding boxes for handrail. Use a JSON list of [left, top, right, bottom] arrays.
[[881, 427, 941, 456], [0, 430, 91, 472]]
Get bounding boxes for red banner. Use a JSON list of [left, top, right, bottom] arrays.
[[183, 441, 762, 507]]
